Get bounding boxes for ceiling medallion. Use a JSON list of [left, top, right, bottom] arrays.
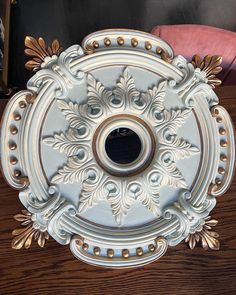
[[1, 29, 235, 268]]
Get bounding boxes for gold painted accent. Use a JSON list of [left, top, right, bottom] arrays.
[[220, 154, 227, 162], [19, 101, 27, 109], [24, 36, 63, 71], [14, 170, 21, 178], [122, 249, 129, 258], [131, 38, 138, 47], [156, 47, 162, 54], [93, 247, 101, 256], [220, 140, 227, 147], [9, 142, 17, 150], [14, 113, 21, 121], [218, 167, 225, 175], [215, 178, 222, 185], [10, 126, 18, 135], [84, 44, 94, 55], [20, 176, 30, 186], [136, 247, 143, 256], [92, 41, 99, 49], [25, 91, 37, 104], [104, 38, 111, 47], [92, 114, 156, 177], [107, 249, 114, 258], [10, 156, 18, 165], [216, 117, 223, 123], [148, 244, 155, 252], [213, 108, 220, 115], [219, 128, 226, 135], [145, 41, 152, 50], [82, 243, 89, 251], [117, 37, 124, 46], [161, 51, 173, 63], [75, 237, 84, 246], [185, 216, 220, 250], [192, 55, 222, 88], [12, 209, 49, 249]]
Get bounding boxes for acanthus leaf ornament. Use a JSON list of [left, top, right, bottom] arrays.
[[12, 210, 49, 249], [185, 216, 220, 250], [191, 54, 222, 88], [24, 36, 63, 71], [43, 67, 200, 226]]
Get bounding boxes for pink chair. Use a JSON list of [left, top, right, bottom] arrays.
[[151, 25, 236, 85]]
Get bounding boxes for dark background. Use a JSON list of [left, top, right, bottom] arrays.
[[8, 0, 236, 89]]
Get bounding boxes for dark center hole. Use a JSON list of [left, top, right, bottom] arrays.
[[105, 128, 142, 164]]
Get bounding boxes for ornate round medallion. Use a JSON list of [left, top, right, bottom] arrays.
[[1, 29, 235, 268]]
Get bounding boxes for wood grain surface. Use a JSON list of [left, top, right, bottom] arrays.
[[0, 86, 236, 295]]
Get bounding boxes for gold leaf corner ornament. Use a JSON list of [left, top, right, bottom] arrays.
[[24, 36, 63, 71], [192, 55, 222, 88], [185, 216, 220, 250], [12, 210, 49, 249]]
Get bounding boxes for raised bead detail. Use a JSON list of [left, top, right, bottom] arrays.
[[122, 249, 129, 258], [104, 38, 111, 47], [10, 126, 18, 135], [93, 247, 101, 256], [117, 37, 124, 46], [136, 247, 143, 256], [9, 142, 17, 150], [148, 244, 155, 252], [219, 128, 226, 135], [92, 41, 99, 49], [107, 249, 114, 258], [145, 41, 152, 50], [131, 38, 138, 47], [19, 101, 26, 108], [82, 243, 89, 251], [10, 156, 18, 165]]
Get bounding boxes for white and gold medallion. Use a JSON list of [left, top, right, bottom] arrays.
[[1, 29, 234, 267]]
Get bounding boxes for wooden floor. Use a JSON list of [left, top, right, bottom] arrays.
[[0, 86, 236, 295]]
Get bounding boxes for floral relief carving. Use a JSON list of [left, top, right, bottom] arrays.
[[191, 55, 222, 88], [185, 216, 220, 250], [12, 210, 49, 249], [44, 68, 199, 225], [24, 36, 63, 71]]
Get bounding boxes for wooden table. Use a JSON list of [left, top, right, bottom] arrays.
[[0, 86, 236, 295]]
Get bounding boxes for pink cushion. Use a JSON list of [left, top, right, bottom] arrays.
[[151, 25, 236, 85]]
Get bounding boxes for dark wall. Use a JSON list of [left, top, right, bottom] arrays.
[[9, 0, 236, 89]]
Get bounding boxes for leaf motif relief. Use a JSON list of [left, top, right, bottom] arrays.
[[156, 161, 187, 189], [51, 157, 92, 184], [45, 67, 200, 226], [106, 180, 134, 226], [192, 55, 222, 88], [125, 180, 161, 217], [156, 109, 191, 134], [43, 128, 90, 157], [78, 174, 108, 213], [24, 36, 62, 71], [87, 74, 113, 111], [136, 188, 161, 217], [185, 216, 220, 250], [141, 80, 166, 114], [12, 210, 49, 249], [160, 136, 199, 161], [57, 99, 94, 130], [113, 68, 140, 108]]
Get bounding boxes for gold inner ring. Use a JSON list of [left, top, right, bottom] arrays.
[[92, 114, 156, 177]]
